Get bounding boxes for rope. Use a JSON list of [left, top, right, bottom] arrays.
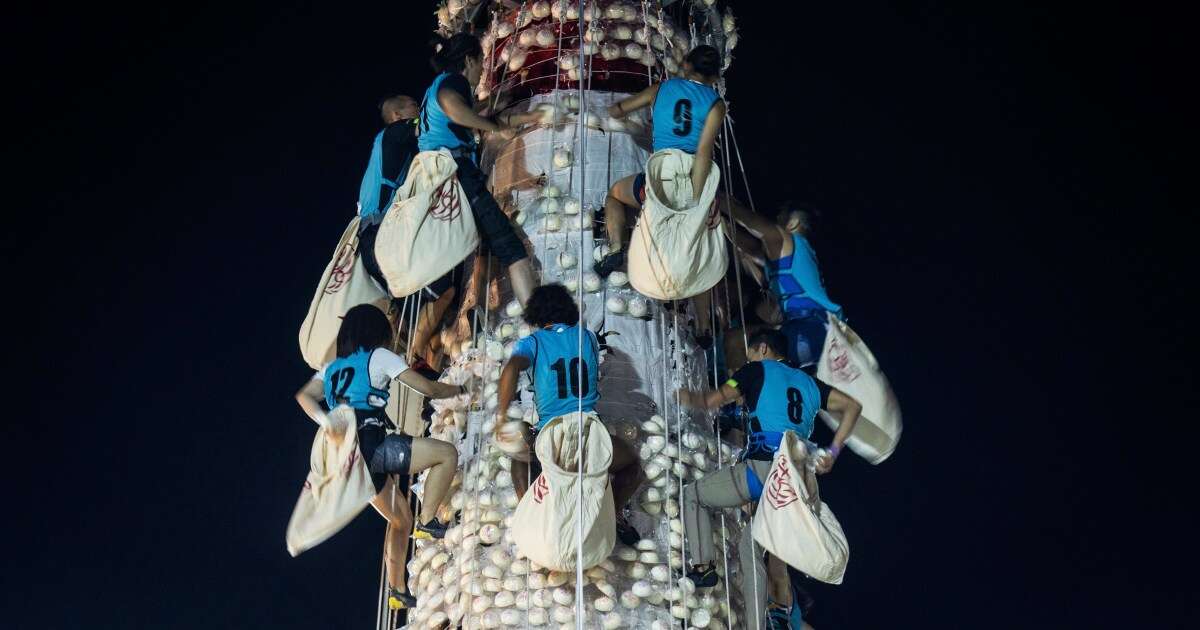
[[710, 294, 735, 630], [538, 1, 565, 284], [400, 291, 423, 630], [671, 307, 687, 579], [719, 108, 767, 630], [657, 304, 676, 616], [573, 4, 588, 628], [641, 0, 654, 87], [375, 552, 386, 630], [373, 289, 423, 630], [720, 115, 751, 354]]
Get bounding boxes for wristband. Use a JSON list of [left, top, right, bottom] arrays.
[[828, 444, 841, 459]]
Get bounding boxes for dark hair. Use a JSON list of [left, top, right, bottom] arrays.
[[747, 328, 789, 358], [522, 284, 579, 328], [336, 304, 393, 357], [686, 45, 722, 78], [430, 33, 483, 73], [775, 201, 822, 234]]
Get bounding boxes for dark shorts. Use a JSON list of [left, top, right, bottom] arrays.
[[453, 156, 529, 267], [355, 409, 412, 493], [780, 310, 829, 368], [632, 172, 647, 205], [358, 222, 387, 291], [527, 425, 543, 472], [359, 223, 459, 301]]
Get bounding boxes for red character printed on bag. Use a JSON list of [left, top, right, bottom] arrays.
[[765, 454, 799, 509], [825, 336, 861, 383], [429, 180, 463, 221], [705, 197, 721, 229], [532, 474, 550, 504], [343, 449, 358, 475], [325, 241, 356, 295]]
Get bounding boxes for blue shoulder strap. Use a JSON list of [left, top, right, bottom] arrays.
[[365, 348, 391, 400], [745, 465, 764, 501]]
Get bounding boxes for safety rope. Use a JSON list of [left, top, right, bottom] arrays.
[[720, 109, 764, 630], [641, 0, 654, 87], [399, 290, 425, 630], [573, 4, 588, 628], [375, 551, 386, 630], [671, 306, 687, 586], [657, 303, 677, 618], [710, 294, 735, 630], [539, 0, 568, 285], [721, 116, 751, 355]]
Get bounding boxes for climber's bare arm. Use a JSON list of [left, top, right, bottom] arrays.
[[690, 100, 726, 201], [608, 84, 659, 118], [677, 382, 740, 411], [396, 369, 464, 400], [294, 379, 327, 427], [493, 355, 531, 434], [439, 87, 539, 133]]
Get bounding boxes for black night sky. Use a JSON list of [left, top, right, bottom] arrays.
[[4, 2, 1192, 629]]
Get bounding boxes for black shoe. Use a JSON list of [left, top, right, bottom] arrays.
[[686, 564, 719, 588], [388, 588, 416, 610], [593, 250, 626, 278], [413, 517, 447, 540], [766, 605, 792, 630], [615, 516, 640, 547]]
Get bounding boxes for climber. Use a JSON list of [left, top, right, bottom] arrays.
[[492, 284, 643, 545], [594, 44, 726, 278], [350, 94, 461, 372], [294, 304, 467, 610], [728, 202, 843, 368], [674, 328, 861, 599], [357, 93, 419, 291], [418, 32, 544, 304]]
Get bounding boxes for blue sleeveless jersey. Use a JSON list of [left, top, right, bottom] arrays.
[[511, 324, 599, 428], [766, 233, 843, 317], [323, 348, 391, 410], [734, 360, 820, 458], [417, 72, 476, 152], [651, 78, 721, 153], [755, 360, 822, 438], [357, 131, 399, 221]]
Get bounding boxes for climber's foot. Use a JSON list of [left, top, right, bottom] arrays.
[[593, 250, 626, 278], [615, 515, 640, 547], [388, 588, 416, 610], [686, 563, 719, 588], [413, 517, 447, 540]]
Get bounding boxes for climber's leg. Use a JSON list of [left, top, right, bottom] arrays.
[[693, 289, 715, 349], [357, 222, 390, 292], [511, 424, 541, 501], [407, 437, 458, 526], [454, 155, 536, 304], [370, 476, 414, 606], [609, 433, 644, 511], [682, 462, 752, 572], [767, 553, 793, 608], [410, 284, 457, 367], [595, 174, 641, 277]]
